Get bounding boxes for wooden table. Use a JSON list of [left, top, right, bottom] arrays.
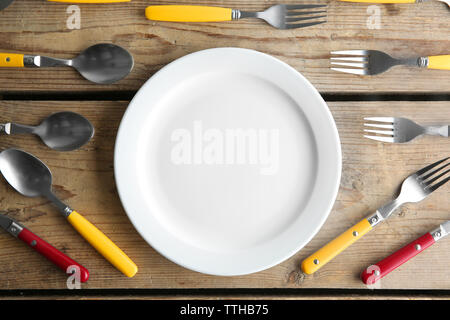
[[0, 0, 449, 299]]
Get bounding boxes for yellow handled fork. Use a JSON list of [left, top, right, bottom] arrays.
[[330, 50, 450, 76], [145, 4, 328, 29], [302, 157, 450, 274]]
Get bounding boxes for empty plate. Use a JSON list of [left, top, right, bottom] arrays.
[[114, 48, 341, 276]]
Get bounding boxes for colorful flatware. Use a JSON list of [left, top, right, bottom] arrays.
[[361, 220, 450, 285], [301, 157, 449, 274], [330, 50, 450, 75], [0, 213, 89, 282], [0, 44, 134, 84], [364, 117, 449, 144], [0, 148, 138, 278], [0, 111, 94, 151], [145, 4, 327, 29]]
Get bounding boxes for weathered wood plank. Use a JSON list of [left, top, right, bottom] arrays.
[[2, 294, 450, 300], [0, 100, 448, 290], [0, 0, 449, 93]]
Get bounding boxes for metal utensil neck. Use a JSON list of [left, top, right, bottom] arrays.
[[24, 55, 72, 68], [377, 197, 404, 220], [424, 125, 449, 137], [418, 57, 429, 68], [45, 191, 73, 217], [234, 10, 260, 19], [7, 221, 23, 237], [430, 224, 448, 241], [396, 57, 426, 67]]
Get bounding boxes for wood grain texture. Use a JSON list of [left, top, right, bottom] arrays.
[[0, 100, 448, 290], [0, 0, 449, 93], [2, 294, 450, 300]]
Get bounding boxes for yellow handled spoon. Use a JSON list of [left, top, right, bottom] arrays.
[[0, 43, 134, 84], [0, 0, 129, 11], [0, 148, 138, 278]]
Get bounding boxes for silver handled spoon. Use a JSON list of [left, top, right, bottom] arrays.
[[0, 43, 134, 84], [0, 111, 94, 151], [0, 148, 138, 277]]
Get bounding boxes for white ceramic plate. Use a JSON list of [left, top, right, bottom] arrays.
[[115, 48, 341, 276]]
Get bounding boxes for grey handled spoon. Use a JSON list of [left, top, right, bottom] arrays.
[[0, 111, 94, 151], [0, 148, 138, 277], [0, 43, 134, 84]]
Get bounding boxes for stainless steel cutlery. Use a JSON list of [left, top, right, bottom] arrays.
[[0, 111, 94, 151], [364, 117, 449, 143], [0, 148, 138, 277], [145, 4, 327, 29], [0, 44, 134, 84], [331, 50, 450, 75], [0, 0, 13, 10], [302, 157, 450, 274]]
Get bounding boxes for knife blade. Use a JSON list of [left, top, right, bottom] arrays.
[[0, 213, 89, 282], [361, 220, 450, 285]]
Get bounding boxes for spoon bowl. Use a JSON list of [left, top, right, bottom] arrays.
[[0, 149, 52, 198], [72, 44, 134, 84], [0, 148, 139, 277], [36, 111, 94, 151], [2, 111, 94, 151], [0, 0, 13, 10]]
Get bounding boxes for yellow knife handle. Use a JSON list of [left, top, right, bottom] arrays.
[[145, 5, 233, 22], [67, 211, 138, 278], [0, 53, 24, 67], [427, 55, 450, 70], [301, 218, 373, 274], [339, 0, 415, 3], [48, 0, 131, 3]]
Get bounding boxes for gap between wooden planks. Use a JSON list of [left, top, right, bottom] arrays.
[[0, 100, 448, 290], [0, 0, 449, 93]]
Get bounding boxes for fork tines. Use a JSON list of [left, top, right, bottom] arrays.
[[363, 117, 395, 143], [416, 157, 450, 193], [284, 4, 327, 29], [330, 50, 369, 75]]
